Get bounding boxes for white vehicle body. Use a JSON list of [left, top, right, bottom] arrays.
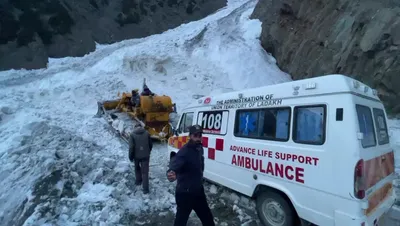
[[167, 74, 397, 226]]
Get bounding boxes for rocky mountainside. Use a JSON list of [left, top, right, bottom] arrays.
[[251, 0, 400, 115], [0, 0, 226, 71]]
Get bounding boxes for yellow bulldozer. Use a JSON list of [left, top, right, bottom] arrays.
[[96, 79, 177, 143]]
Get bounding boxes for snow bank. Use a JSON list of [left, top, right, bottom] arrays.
[[388, 119, 400, 202], [389, 120, 400, 172]]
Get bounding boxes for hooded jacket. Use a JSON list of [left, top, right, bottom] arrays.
[[168, 140, 205, 194], [129, 127, 153, 161]]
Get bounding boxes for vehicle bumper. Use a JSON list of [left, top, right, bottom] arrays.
[[334, 195, 396, 225]]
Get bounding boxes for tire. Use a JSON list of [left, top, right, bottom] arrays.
[[170, 154, 176, 162], [256, 190, 296, 226]]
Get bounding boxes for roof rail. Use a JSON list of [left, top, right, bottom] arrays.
[[192, 94, 205, 99]]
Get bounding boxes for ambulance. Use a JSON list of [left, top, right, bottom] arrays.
[[167, 74, 397, 226]]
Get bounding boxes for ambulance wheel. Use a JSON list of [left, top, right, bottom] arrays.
[[170, 152, 176, 162], [256, 191, 296, 226]]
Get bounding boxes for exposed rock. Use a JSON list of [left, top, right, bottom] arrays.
[[46, 29, 96, 58], [0, 0, 226, 71], [251, 0, 400, 114], [0, 33, 48, 70]]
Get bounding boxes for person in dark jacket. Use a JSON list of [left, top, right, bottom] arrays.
[[130, 89, 140, 108], [129, 124, 153, 194], [141, 84, 155, 96], [166, 125, 215, 226]]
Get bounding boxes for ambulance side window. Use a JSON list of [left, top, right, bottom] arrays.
[[373, 108, 389, 145], [234, 107, 291, 141], [178, 112, 194, 133], [293, 105, 326, 145], [356, 105, 376, 148]]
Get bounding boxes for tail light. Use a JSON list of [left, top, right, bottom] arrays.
[[354, 159, 365, 199]]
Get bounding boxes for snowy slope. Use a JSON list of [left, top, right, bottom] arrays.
[[0, 0, 399, 225], [0, 0, 290, 225], [389, 119, 400, 202], [390, 120, 400, 169]]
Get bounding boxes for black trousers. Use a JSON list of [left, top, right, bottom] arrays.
[[134, 158, 149, 192], [174, 188, 215, 226]]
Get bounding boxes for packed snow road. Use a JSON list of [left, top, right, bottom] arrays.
[[0, 119, 260, 225]]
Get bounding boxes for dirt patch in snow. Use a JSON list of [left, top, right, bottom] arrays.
[[126, 182, 260, 226]]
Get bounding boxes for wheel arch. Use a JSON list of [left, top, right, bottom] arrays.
[[170, 151, 177, 159], [252, 182, 301, 224]]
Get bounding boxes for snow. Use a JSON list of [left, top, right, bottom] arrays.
[[389, 119, 400, 201], [0, 0, 398, 225], [77, 183, 114, 203], [389, 120, 400, 172], [209, 184, 219, 194]]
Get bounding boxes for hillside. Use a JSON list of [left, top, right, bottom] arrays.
[[251, 0, 400, 114], [0, 0, 226, 71]]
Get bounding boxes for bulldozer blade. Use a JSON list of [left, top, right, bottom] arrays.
[[101, 118, 130, 144], [95, 101, 106, 118]]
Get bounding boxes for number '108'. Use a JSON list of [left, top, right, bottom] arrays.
[[202, 113, 222, 130]]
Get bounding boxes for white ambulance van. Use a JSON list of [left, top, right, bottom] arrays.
[[167, 74, 397, 226]]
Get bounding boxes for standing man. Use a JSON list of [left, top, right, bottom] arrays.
[[130, 89, 140, 108], [129, 124, 153, 194], [166, 125, 215, 226], [141, 84, 155, 96]]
